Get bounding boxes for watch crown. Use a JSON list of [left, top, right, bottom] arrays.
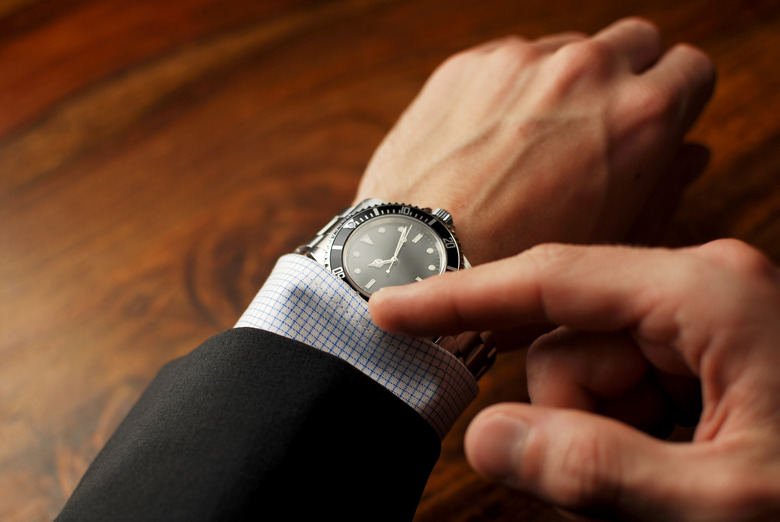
[[431, 208, 453, 225]]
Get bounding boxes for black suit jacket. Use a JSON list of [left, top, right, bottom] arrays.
[[57, 328, 442, 521]]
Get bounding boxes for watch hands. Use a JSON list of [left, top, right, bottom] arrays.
[[368, 258, 392, 268], [386, 225, 411, 274], [366, 226, 412, 273]]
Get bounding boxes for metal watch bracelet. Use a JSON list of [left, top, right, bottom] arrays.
[[436, 331, 497, 381], [295, 199, 384, 266]]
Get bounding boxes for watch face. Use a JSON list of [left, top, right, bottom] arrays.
[[329, 204, 461, 298]]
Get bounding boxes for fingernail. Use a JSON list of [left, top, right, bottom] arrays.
[[468, 412, 529, 484]]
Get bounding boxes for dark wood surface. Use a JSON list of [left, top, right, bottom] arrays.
[[2, 1, 780, 520]]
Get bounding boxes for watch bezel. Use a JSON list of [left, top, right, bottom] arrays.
[[328, 203, 462, 298]]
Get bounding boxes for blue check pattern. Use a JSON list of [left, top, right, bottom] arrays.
[[236, 254, 478, 439]]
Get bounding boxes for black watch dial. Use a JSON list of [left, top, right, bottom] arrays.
[[329, 204, 461, 298]]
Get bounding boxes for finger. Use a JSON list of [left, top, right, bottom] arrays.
[[527, 328, 649, 409], [592, 17, 662, 73], [528, 328, 676, 436], [464, 404, 699, 520], [626, 142, 710, 245], [641, 42, 717, 133], [532, 31, 587, 53], [370, 244, 676, 336], [370, 244, 709, 373]]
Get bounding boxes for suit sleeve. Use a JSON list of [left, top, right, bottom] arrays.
[[56, 328, 441, 521]]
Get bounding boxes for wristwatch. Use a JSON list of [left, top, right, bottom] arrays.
[[296, 199, 496, 379]]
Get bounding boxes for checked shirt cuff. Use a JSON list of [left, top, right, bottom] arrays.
[[235, 254, 477, 439]]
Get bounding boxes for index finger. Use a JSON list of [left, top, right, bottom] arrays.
[[369, 243, 691, 338]]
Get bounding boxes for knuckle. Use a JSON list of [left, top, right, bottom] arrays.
[[627, 44, 715, 126], [436, 48, 476, 73], [496, 34, 529, 48], [550, 30, 589, 41], [440, 35, 539, 78], [490, 35, 541, 66], [554, 39, 615, 77], [619, 16, 661, 37], [674, 42, 716, 79], [523, 243, 581, 271], [700, 239, 775, 279]]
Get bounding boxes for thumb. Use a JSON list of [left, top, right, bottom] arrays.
[[464, 404, 691, 520]]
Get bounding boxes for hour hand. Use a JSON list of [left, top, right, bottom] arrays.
[[368, 258, 389, 268]]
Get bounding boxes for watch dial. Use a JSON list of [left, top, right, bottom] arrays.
[[342, 215, 446, 296]]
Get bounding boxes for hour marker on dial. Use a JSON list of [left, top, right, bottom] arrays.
[[426, 247, 434, 254], [428, 265, 436, 272], [412, 233, 423, 244], [365, 278, 377, 289], [354, 268, 362, 275], [360, 235, 373, 245]]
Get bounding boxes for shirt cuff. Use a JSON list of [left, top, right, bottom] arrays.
[[235, 254, 478, 439]]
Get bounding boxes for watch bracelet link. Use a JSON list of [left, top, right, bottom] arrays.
[[436, 331, 497, 381], [295, 199, 384, 266]]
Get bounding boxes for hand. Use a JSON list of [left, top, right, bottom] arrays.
[[369, 239, 780, 521], [387, 225, 411, 273], [354, 17, 715, 265], [368, 258, 393, 269]]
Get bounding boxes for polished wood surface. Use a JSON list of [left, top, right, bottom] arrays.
[[2, 1, 779, 520]]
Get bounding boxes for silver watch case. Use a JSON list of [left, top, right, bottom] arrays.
[[297, 199, 467, 299]]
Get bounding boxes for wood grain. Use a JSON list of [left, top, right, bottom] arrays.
[[2, 0, 780, 520]]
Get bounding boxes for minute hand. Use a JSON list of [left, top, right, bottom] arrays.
[[386, 225, 411, 274]]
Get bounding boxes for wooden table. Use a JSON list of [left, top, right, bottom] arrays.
[[2, 1, 779, 520]]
